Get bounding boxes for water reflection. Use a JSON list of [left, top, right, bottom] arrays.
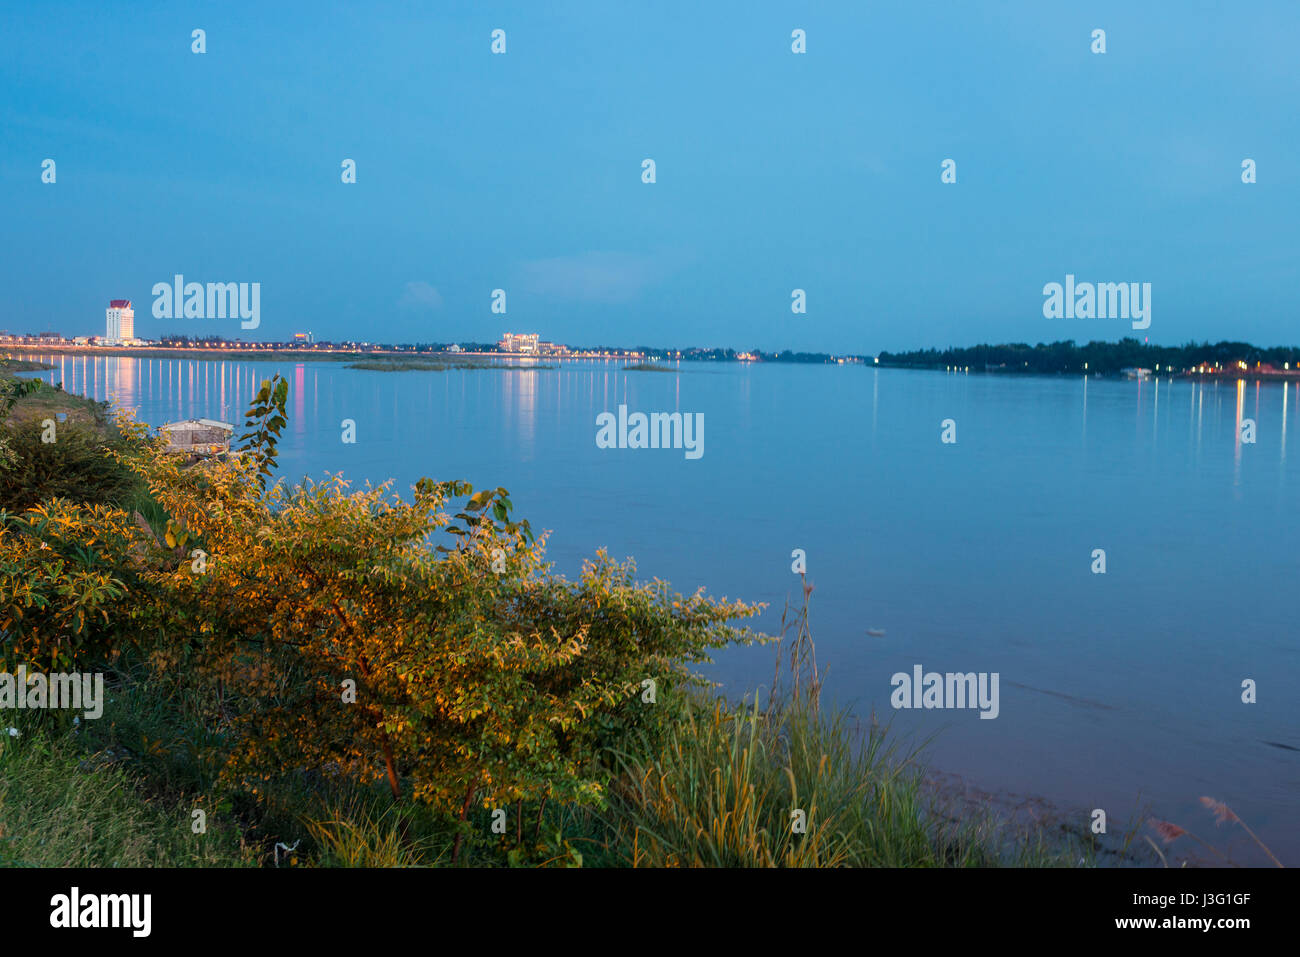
[[1283, 382, 1289, 466], [294, 364, 306, 437], [1081, 374, 1087, 441], [503, 368, 538, 459], [1153, 377, 1159, 443], [29, 354, 1300, 479]]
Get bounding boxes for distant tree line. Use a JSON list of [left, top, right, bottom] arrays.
[[876, 339, 1300, 375]]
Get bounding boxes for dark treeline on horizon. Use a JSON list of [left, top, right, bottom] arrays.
[[877, 339, 1300, 375]]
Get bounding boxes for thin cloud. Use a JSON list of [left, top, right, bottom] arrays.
[[398, 281, 443, 310]]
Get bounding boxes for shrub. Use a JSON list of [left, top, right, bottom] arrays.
[[1, 375, 761, 852], [101, 379, 761, 838], [0, 419, 141, 512], [129, 459, 758, 819], [0, 500, 149, 670]]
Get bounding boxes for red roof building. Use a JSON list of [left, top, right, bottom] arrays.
[[106, 299, 135, 343]]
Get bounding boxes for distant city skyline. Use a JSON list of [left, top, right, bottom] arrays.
[[4, 3, 1299, 352]]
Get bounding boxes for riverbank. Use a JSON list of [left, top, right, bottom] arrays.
[[1, 357, 113, 429]]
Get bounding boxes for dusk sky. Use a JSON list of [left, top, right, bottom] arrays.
[[3, 1, 1298, 351]]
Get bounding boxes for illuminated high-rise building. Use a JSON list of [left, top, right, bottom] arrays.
[[106, 299, 134, 343]]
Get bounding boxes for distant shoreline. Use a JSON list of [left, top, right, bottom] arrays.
[[0, 342, 850, 365], [7, 341, 1300, 382]]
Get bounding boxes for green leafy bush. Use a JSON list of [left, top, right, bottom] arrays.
[[77, 377, 761, 846], [0, 419, 141, 512], [0, 501, 149, 670]]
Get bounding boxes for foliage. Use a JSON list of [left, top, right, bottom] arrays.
[[96, 388, 763, 828], [303, 795, 444, 867], [0, 420, 142, 512], [0, 716, 254, 867], [878, 338, 1300, 376], [0, 377, 43, 420], [584, 693, 1090, 868], [0, 374, 762, 856], [0, 501, 148, 671], [0, 376, 53, 478], [584, 670, 1095, 867], [237, 376, 289, 490]]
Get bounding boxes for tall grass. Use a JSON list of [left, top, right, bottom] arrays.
[[583, 692, 1081, 868], [571, 579, 1086, 867], [0, 717, 255, 867], [304, 795, 449, 867]]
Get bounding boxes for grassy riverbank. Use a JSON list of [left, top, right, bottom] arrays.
[[2, 358, 112, 429], [0, 673, 1095, 867]]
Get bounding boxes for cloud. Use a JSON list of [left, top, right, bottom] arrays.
[[398, 281, 443, 310], [517, 251, 666, 304]]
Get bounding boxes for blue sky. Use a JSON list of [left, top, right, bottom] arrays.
[[3, 1, 1298, 352]]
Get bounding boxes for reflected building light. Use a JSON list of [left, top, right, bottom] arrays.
[[1282, 382, 1288, 465], [503, 364, 538, 460], [1153, 376, 1159, 443], [1081, 373, 1088, 441], [1233, 378, 1245, 486], [294, 364, 305, 436], [1196, 384, 1204, 454], [111, 356, 136, 408], [873, 368, 879, 439]]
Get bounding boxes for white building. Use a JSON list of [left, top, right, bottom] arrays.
[[498, 332, 540, 354], [105, 299, 134, 344]]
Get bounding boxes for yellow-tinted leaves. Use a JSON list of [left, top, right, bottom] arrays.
[[4, 405, 760, 819]]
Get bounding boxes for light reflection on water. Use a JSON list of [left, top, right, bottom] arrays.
[[20, 354, 1300, 863]]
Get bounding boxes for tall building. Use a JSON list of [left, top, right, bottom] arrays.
[[106, 299, 134, 343]]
